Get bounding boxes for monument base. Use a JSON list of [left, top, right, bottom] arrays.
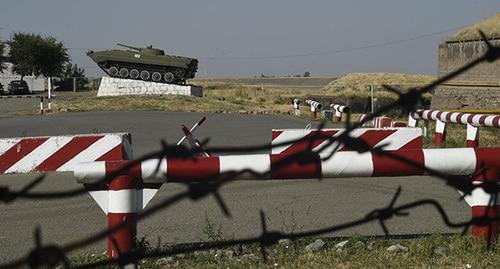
[[97, 77, 203, 97]]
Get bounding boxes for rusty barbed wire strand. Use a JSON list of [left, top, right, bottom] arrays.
[[0, 31, 499, 268]]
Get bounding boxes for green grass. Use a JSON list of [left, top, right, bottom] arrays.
[[69, 235, 500, 268]]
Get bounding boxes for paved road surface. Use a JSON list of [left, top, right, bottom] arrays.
[[0, 111, 469, 262]]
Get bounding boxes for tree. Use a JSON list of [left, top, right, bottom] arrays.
[[0, 42, 8, 73], [8, 32, 68, 79], [55, 63, 89, 91]]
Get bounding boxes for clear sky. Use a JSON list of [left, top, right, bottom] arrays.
[[1, 0, 499, 78]]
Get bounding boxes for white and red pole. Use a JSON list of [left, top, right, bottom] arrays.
[[76, 148, 500, 243], [293, 99, 301, 116], [107, 175, 138, 259], [435, 119, 446, 146], [330, 104, 349, 123], [466, 124, 480, 148], [39, 96, 44, 114], [305, 100, 322, 119]]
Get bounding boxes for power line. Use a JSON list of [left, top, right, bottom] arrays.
[[197, 25, 464, 61]]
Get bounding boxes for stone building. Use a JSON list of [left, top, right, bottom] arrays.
[[431, 13, 500, 110]]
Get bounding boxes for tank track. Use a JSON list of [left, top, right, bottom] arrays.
[[98, 61, 188, 85]]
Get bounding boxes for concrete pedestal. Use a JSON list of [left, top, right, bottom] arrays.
[[97, 77, 203, 97]]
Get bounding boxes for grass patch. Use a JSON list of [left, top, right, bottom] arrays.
[[69, 234, 500, 268], [320, 72, 435, 99]]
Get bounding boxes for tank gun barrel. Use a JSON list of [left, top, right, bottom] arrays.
[[116, 43, 140, 51]]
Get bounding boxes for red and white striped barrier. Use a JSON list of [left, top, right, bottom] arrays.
[[409, 109, 500, 147], [271, 128, 422, 155], [75, 147, 500, 241], [0, 133, 132, 174], [330, 104, 349, 122], [305, 99, 323, 118]]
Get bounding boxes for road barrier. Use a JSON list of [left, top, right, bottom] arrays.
[[0, 133, 132, 174], [330, 104, 349, 122], [305, 99, 322, 118], [408, 109, 500, 147], [271, 128, 422, 155], [75, 147, 500, 242]]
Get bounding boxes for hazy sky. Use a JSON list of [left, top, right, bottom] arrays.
[[1, 0, 499, 77]]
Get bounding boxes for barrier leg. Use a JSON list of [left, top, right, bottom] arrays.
[[108, 175, 138, 265], [334, 110, 342, 122], [471, 168, 499, 242], [407, 113, 418, 127], [466, 124, 479, 147], [434, 120, 446, 146]]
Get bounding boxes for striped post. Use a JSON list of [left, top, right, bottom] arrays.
[[108, 175, 138, 260], [470, 165, 498, 241], [39, 96, 44, 114], [305, 100, 322, 119], [330, 104, 349, 123], [293, 99, 301, 116], [435, 120, 446, 146], [466, 124, 479, 148]]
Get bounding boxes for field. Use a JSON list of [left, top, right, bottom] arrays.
[[27, 73, 434, 116]]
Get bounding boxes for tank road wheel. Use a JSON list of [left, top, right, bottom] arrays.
[[119, 67, 129, 78], [173, 69, 186, 81], [152, 72, 162, 82], [108, 66, 119, 77], [129, 69, 140, 79], [140, 70, 150, 81], [164, 72, 175, 83]]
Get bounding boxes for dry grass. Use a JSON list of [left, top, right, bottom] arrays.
[[43, 84, 306, 115], [320, 72, 435, 98], [71, 235, 500, 269], [447, 12, 500, 42]]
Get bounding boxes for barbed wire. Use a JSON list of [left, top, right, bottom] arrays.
[[0, 30, 499, 269]]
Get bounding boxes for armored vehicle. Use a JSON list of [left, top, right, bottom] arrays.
[[87, 43, 198, 84]]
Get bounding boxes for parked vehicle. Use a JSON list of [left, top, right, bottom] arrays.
[[7, 80, 30, 95]]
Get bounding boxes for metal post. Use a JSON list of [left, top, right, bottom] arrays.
[[73, 77, 77, 93]]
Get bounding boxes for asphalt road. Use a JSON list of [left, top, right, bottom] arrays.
[[0, 111, 469, 262]]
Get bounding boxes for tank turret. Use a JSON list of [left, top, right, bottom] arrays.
[[87, 43, 198, 84]]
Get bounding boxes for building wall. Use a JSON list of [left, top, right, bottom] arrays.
[[0, 63, 46, 92], [438, 39, 500, 83]]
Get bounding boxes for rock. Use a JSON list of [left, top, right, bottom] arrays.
[[305, 239, 326, 252], [156, 256, 175, 265], [386, 244, 408, 252], [354, 241, 365, 248], [335, 240, 349, 250], [241, 253, 258, 260], [224, 250, 234, 258], [278, 239, 292, 246], [433, 246, 446, 256], [367, 242, 375, 250]]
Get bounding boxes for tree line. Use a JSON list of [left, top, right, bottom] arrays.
[[0, 32, 88, 90]]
